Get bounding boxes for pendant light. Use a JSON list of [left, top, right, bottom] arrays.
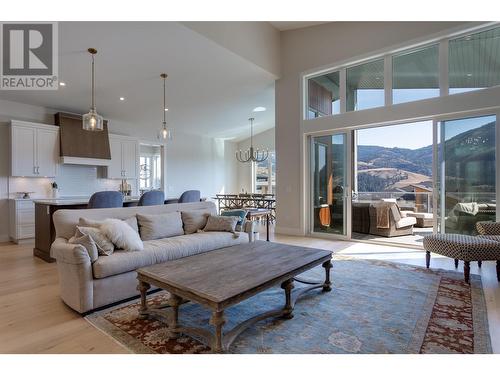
[[158, 73, 172, 140], [236, 118, 269, 163], [82, 48, 104, 131]]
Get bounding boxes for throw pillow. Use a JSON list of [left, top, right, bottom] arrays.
[[137, 212, 184, 241], [203, 215, 239, 233], [181, 210, 212, 234], [75, 226, 115, 256], [79, 216, 139, 233], [221, 209, 247, 227], [68, 233, 99, 262], [100, 218, 144, 252]]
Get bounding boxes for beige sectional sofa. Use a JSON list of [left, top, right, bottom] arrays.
[[50, 201, 254, 313]]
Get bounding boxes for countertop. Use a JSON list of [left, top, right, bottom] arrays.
[[32, 196, 140, 206]]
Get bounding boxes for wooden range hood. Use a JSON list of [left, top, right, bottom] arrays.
[[55, 112, 112, 166]]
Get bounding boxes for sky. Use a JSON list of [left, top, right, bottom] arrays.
[[357, 120, 433, 149], [354, 90, 495, 149]]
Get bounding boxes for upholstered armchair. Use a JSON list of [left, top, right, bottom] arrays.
[[368, 201, 416, 237]]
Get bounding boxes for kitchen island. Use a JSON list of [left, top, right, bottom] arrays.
[[33, 196, 139, 262]]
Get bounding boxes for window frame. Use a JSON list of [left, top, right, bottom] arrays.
[[303, 23, 500, 121], [253, 151, 276, 194]]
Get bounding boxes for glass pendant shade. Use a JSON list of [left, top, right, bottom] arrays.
[[83, 48, 103, 131], [82, 108, 104, 131], [159, 124, 172, 140]]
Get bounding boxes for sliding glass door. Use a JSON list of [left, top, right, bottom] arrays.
[[311, 132, 351, 238], [437, 114, 497, 235], [308, 113, 497, 243]]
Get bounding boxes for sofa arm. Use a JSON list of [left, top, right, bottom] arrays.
[[50, 237, 94, 314], [476, 221, 500, 235], [51, 237, 92, 265], [244, 220, 256, 242]]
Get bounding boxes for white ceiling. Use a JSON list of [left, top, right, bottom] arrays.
[[269, 22, 329, 31], [0, 22, 276, 141]]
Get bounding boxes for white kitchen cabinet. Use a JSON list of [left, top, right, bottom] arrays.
[[10, 121, 59, 177], [121, 139, 138, 179], [106, 135, 138, 179], [9, 199, 35, 243], [36, 128, 59, 177]]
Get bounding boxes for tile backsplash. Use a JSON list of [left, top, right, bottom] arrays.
[[9, 164, 137, 199]]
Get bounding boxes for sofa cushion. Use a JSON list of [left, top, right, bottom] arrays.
[[68, 233, 99, 262], [395, 216, 417, 229], [92, 231, 249, 279], [137, 212, 184, 240], [181, 209, 214, 234], [100, 218, 144, 252], [79, 216, 139, 233], [203, 215, 238, 233], [75, 226, 115, 255], [221, 209, 247, 226]]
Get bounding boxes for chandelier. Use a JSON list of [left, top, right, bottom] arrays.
[[82, 48, 104, 131], [236, 117, 268, 163], [158, 73, 172, 140]]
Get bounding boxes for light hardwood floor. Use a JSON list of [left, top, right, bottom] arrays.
[[1, 227, 499, 353]]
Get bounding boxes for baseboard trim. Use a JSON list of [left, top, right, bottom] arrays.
[[275, 226, 305, 236]]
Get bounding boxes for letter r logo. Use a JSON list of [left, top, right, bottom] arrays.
[[2, 23, 53, 75]]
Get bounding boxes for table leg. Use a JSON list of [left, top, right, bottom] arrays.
[[168, 294, 182, 338], [281, 279, 294, 319], [209, 310, 226, 353], [322, 260, 332, 292], [137, 280, 151, 319], [266, 213, 270, 241]]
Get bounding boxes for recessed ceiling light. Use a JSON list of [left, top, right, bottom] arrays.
[[59, 82, 66, 87], [466, 73, 472, 77], [119, 97, 125, 101], [253, 106, 266, 112], [164, 108, 169, 111]]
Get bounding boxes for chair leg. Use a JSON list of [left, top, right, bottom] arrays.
[[454, 259, 459, 268], [464, 261, 470, 284], [496, 261, 500, 282], [478, 260, 482, 268], [425, 251, 430, 268]]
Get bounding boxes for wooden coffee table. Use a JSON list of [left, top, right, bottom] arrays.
[[136, 241, 332, 353]]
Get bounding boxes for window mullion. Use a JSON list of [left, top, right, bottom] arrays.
[[339, 68, 347, 114], [439, 39, 449, 96], [384, 55, 393, 106]]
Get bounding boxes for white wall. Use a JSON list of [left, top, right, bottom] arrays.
[[183, 22, 281, 78], [0, 99, 237, 241], [275, 21, 490, 235], [163, 132, 238, 199], [235, 127, 275, 193]]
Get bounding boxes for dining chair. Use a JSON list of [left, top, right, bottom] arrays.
[[138, 190, 165, 206], [87, 191, 123, 209]]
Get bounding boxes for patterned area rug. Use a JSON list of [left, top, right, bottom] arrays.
[[85, 258, 492, 354]]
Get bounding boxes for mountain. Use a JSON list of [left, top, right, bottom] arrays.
[[357, 145, 433, 176], [356, 121, 495, 192]]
